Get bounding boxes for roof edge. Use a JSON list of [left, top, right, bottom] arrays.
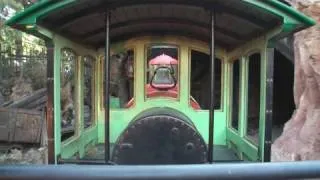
[[267, 0, 316, 27], [243, 0, 316, 46], [4, 0, 317, 39], [5, 0, 53, 26]]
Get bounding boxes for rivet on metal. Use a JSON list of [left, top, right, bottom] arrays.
[[266, 110, 272, 114], [185, 142, 194, 151], [47, 77, 54, 81], [265, 140, 272, 144], [120, 143, 133, 150]]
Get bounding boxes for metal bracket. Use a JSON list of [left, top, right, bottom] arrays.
[[265, 140, 272, 144], [46, 106, 54, 113], [266, 79, 273, 83]]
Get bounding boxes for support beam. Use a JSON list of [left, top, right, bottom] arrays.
[[94, 30, 231, 50], [208, 9, 215, 163], [45, 40, 55, 164], [104, 11, 111, 164], [264, 48, 275, 162], [81, 18, 246, 41]]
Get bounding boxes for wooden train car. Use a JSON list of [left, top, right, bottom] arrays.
[[5, 0, 315, 165]]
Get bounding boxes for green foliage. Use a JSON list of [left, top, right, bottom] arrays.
[[0, 0, 47, 96], [0, 0, 23, 52], [22, 53, 47, 90], [0, 0, 23, 12]]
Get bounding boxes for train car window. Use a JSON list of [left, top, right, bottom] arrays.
[[231, 59, 240, 131], [83, 55, 94, 129], [145, 45, 179, 100], [60, 48, 77, 141], [101, 49, 134, 109], [146, 45, 178, 84], [190, 50, 222, 110], [147, 45, 178, 60], [246, 53, 261, 144]]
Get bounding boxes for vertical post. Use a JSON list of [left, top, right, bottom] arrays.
[[264, 48, 274, 162], [208, 8, 215, 163], [104, 10, 111, 163], [46, 40, 55, 164]]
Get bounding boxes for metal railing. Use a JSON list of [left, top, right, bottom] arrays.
[[1, 161, 320, 180]]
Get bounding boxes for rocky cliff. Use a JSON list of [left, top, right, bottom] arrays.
[[271, 0, 320, 161]]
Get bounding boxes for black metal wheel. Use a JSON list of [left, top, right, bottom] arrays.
[[111, 108, 208, 165]]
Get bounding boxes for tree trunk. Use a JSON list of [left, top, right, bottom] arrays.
[[271, 0, 320, 161]]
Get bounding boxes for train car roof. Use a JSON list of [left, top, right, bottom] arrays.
[[5, 0, 316, 50]]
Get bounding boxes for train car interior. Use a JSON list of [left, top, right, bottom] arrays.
[[5, 0, 315, 165]]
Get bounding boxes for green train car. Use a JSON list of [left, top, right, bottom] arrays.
[[5, 0, 315, 165]]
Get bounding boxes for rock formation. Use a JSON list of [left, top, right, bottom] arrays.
[[0, 148, 47, 165], [271, 0, 320, 161]]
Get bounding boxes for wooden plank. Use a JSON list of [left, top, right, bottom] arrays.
[[0, 108, 42, 144], [5, 88, 47, 109]]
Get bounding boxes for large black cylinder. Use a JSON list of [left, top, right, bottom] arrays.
[[111, 108, 208, 165]]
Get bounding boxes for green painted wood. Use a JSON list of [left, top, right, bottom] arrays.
[[54, 35, 267, 163], [225, 37, 269, 162], [226, 128, 258, 161], [5, 0, 76, 27], [61, 126, 98, 158], [100, 100, 227, 145], [52, 35, 98, 161], [50, 33, 273, 163], [110, 97, 120, 108], [95, 38, 228, 149]]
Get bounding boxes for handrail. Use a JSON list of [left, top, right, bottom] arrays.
[[1, 161, 320, 180]]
